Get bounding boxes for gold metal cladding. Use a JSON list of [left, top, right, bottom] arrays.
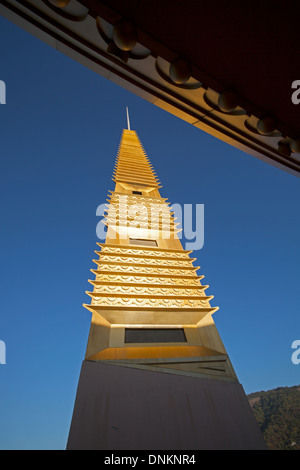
[[84, 128, 220, 361], [103, 211, 177, 221], [94, 251, 196, 263], [104, 197, 178, 229], [91, 269, 204, 281], [105, 210, 174, 219], [102, 222, 181, 233], [104, 207, 175, 218], [86, 346, 224, 362], [106, 200, 171, 209], [113, 176, 161, 184], [108, 191, 169, 201], [87, 292, 213, 303], [90, 273, 204, 289], [103, 220, 179, 229], [103, 198, 181, 231], [96, 242, 191, 254], [113, 171, 158, 179], [83, 302, 218, 326], [114, 129, 161, 187], [94, 253, 195, 267], [112, 178, 161, 188], [87, 290, 213, 303], [88, 279, 209, 292], [92, 260, 200, 274]]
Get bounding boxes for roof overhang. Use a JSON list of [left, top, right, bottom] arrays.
[[1, 0, 299, 176]]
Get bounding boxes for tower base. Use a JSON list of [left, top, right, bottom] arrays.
[[67, 360, 266, 450]]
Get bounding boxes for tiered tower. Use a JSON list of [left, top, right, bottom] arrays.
[[67, 122, 266, 450]]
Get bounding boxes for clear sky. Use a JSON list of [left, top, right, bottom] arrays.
[[0, 15, 299, 450]]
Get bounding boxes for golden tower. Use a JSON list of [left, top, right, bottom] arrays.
[[67, 120, 266, 450]]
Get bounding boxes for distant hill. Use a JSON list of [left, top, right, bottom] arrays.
[[247, 385, 300, 450]]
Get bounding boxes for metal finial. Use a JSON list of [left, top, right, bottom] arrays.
[[126, 106, 131, 130]]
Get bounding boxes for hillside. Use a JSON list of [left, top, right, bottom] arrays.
[[247, 385, 300, 450]]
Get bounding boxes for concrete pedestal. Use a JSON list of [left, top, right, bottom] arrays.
[[67, 360, 266, 450]]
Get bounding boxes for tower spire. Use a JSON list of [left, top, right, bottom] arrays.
[[126, 106, 131, 130], [67, 124, 266, 451]]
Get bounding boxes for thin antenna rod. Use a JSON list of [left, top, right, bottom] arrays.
[[126, 106, 131, 130]]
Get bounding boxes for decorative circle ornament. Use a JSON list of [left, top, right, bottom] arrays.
[[278, 140, 291, 156], [290, 138, 300, 153], [257, 116, 276, 135], [218, 90, 239, 112], [112, 19, 138, 51], [169, 58, 192, 84]]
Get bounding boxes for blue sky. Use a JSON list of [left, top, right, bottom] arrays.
[[0, 15, 299, 450]]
